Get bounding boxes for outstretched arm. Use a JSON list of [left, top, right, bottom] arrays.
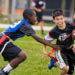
[[31, 34, 61, 50]]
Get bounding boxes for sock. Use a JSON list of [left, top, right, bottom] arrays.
[[3, 64, 13, 73]]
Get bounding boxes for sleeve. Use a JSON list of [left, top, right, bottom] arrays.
[[19, 24, 36, 36], [67, 22, 75, 30], [44, 33, 54, 42], [48, 28, 57, 39], [32, 0, 36, 7], [72, 23, 75, 29], [43, 1, 46, 7]]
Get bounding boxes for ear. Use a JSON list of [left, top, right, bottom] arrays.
[[27, 15, 31, 18], [27, 15, 32, 21]]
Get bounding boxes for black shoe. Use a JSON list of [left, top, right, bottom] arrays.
[[0, 69, 8, 75], [42, 32, 45, 35]]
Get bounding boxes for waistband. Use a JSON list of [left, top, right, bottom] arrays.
[[0, 33, 10, 54], [0, 33, 10, 44]]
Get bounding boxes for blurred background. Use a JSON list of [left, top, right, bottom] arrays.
[[0, 0, 75, 24]]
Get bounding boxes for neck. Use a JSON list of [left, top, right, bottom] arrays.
[[58, 23, 66, 30]]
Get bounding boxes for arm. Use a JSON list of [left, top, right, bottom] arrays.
[[41, 2, 46, 10], [31, 34, 61, 50], [32, 6, 42, 12], [42, 45, 47, 59], [42, 33, 54, 59], [31, 1, 42, 12], [41, 6, 46, 10]]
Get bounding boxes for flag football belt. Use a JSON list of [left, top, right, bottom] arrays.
[[48, 45, 73, 61], [0, 33, 10, 54]]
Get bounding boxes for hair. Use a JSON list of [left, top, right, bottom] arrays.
[[52, 9, 64, 19], [23, 8, 35, 19]]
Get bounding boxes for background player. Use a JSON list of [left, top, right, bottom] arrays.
[[32, 0, 46, 35]]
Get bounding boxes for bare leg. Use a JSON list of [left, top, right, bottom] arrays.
[[40, 21, 45, 35], [9, 51, 27, 68], [60, 66, 69, 75], [54, 61, 60, 68], [3, 51, 27, 73]]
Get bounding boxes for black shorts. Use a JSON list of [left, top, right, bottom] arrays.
[[55, 48, 75, 74], [2, 42, 21, 61], [36, 12, 43, 22]]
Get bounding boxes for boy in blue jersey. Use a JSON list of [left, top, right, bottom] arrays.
[[0, 8, 61, 75]]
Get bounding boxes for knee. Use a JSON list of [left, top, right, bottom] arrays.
[[67, 66, 74, 75], [19, 51, 27, 61], [62, 66, 69, 73]]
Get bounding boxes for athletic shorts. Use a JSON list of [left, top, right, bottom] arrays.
[[2, 42, 21, 61], [0, 33, 21, 61], [55, 48, 75, 74], [36, 12, 43, 22]]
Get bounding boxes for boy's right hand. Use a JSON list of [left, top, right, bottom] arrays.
[[52, 44, 62, 50]]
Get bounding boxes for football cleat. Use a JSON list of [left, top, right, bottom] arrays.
[[0, 69, 8, 75], [48, 59, 57, 69]]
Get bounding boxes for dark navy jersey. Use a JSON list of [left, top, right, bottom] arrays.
[[2, 19, 35, 41], [32, 0, 46, 9], [32, 0, 46, 14], [45, 23, 75, 48]]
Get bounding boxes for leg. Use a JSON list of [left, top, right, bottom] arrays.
[[67, 65, 74, 75], [1, 42, 27, 74], [54, 61, 60, 68], [40, 21, 45, 35], [37, 13, 45, 35], [60, 66, 69, 75], [55, 50, 69, 75], [0, 51, 26, 75], [9, 51, 26, 68]]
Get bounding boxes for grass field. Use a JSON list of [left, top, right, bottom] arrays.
[[0, 29, 75, 75]]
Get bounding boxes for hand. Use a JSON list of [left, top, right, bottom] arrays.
[[37, 9, 42, 12], [52, 44, 62, 50], [41, 6, 45, 10]]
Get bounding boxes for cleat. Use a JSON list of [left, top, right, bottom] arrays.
[[42, 32, 45, 35], [48, 59, 57, 69], [0, 69, 8, 75]]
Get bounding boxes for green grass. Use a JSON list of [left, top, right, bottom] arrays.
[[0, 29, 75, 75]]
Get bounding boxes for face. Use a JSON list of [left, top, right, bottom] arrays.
[[28, 12, 37, 25], [53, 15, 65, 27]]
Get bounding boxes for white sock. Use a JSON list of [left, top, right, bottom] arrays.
[[3, 64, 13, 73]]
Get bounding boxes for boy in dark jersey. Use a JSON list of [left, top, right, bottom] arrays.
[[42, 9, 75, 75], [32, 0, 46, 35], [0, 8, 61, 75]]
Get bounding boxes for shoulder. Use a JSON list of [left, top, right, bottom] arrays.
[[66, 22, 74, 29], [66, 22, 73, 27], [48, 27, 57, 37], [49, 26, 57, 33]]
